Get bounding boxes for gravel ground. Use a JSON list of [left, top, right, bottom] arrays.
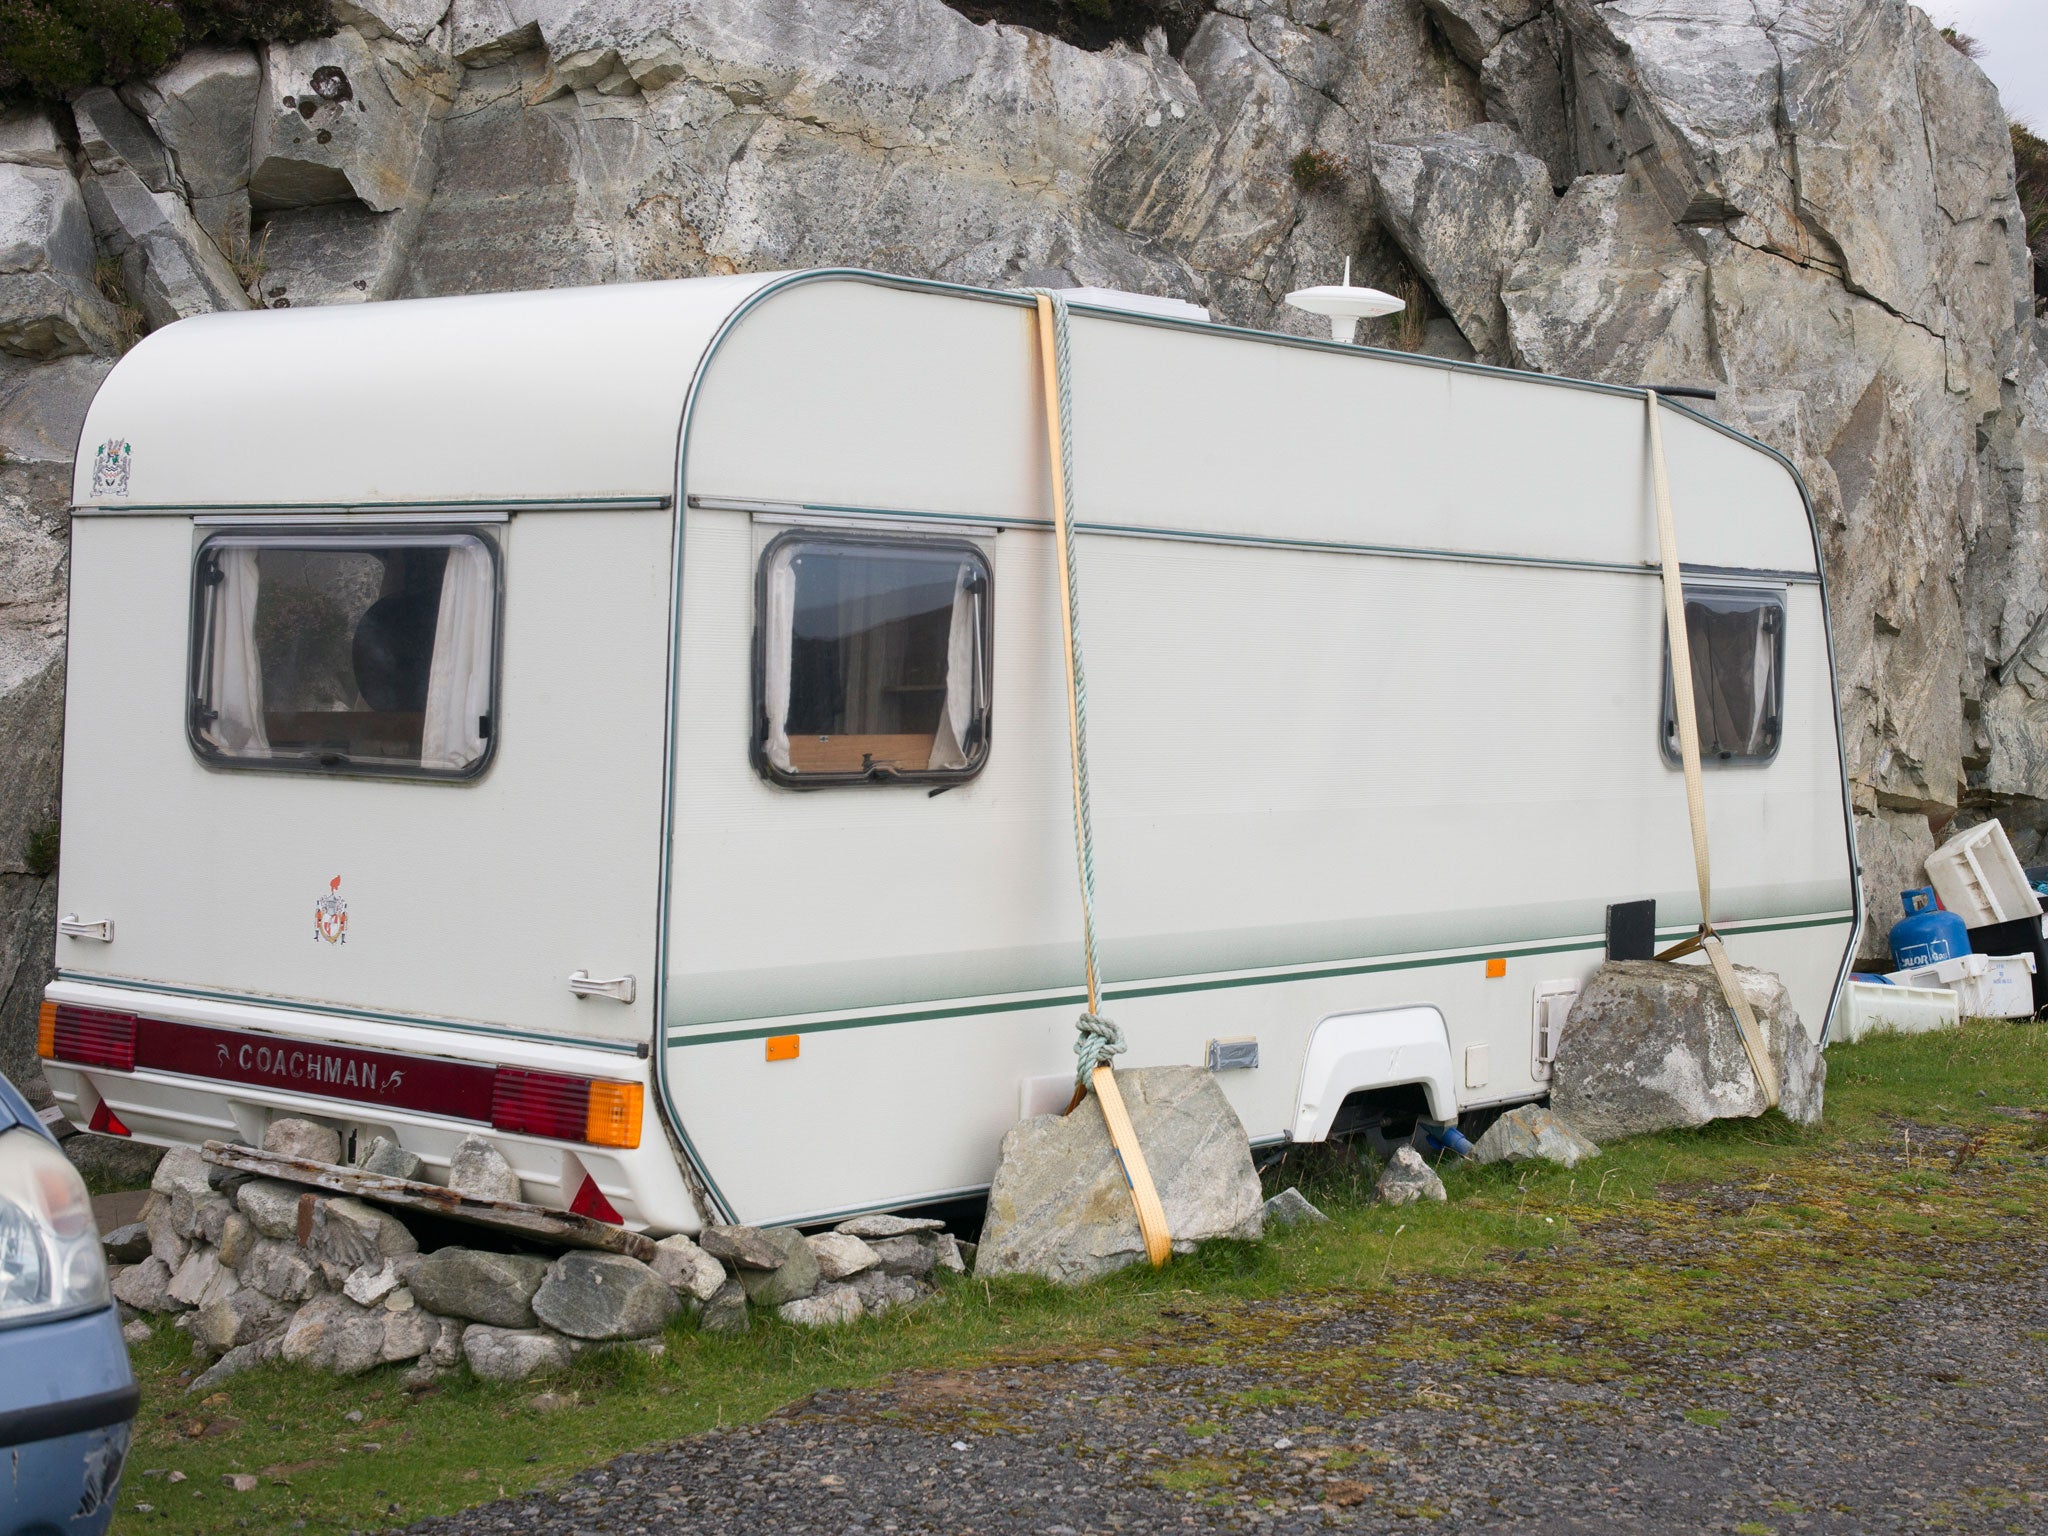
[[406, 1158, 2048, 1536]]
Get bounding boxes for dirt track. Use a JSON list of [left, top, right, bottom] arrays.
[[406, 1147, 2048, 1536]]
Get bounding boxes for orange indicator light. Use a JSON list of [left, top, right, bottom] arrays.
[[765, 1035, 800, 1062], [1484, 958, 1507, 978]]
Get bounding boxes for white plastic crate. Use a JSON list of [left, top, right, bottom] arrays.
[[1835, 980, 1962, 1044], [1884, 951, 2038, 1019], [1925, 820, 2042, 928]]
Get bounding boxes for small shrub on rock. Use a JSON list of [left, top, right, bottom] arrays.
[[0, 0, 335, 106]]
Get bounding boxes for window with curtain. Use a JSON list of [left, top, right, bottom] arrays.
[[188, 529, 500, 778], [755, 534, 991, 784], [1660, 586, 1784, 764]]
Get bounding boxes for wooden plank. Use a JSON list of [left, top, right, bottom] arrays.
[[787, 732, 934, 773], [200, 1141, 657, 1261]]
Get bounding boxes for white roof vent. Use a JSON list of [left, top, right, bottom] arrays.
[[1285, 259, 1405, 344], [1060, 287, 1210, 323]]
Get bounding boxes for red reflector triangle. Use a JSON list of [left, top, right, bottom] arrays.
[[569, 1174, 622, 1225], [88, 1100, 131, 1137]]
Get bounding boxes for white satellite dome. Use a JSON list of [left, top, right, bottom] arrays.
[[1284, 260, 1406, 344]]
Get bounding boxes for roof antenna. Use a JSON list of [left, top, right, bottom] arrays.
[[1285, 258, 1405, 344]]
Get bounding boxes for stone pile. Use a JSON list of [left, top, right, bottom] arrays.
[[106, 1119, 964, 1388]]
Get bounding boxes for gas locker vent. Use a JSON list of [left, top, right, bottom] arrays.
[[1532, 981, 1580, 1082]]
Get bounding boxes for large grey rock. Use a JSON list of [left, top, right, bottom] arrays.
[[1368, 123, 1555, 359], [533, 1251, 681, 1339], [214, 1211, 256, 1269], [187, 1336, 281, 1393], [236, 1238, 325, 1303], [698, 1278, 748, 1334], [462, 1323, 572, 1382], [311, 1196, 418, 1272], [407, 1246, 548, 1327], [777, 1284, 862, 1328], [649, 1233, 728, 1302], [71, 88, 176, 194], [1420, 0, 1548, 67], [1470, 1105, 1601, 1168], [446, 1136, 522, 1202], [976, 1066, 1265, 1287], [250, 30, 451, 213], [0, 356, 113, 464], [448, 0, 541, 63], [806, 1232, 878, 1282], [699, 1224, 793, 1271], [0, 165, 123, 358], [188, 1288, 292, 1354], [1502, 174, 1717, 387], [79, 165, 253, 329], [252, 200, 424, 308], [832, 1214, 944, 1240], [845, 1268, 924, 1317], [102, 1221, 150, 1265], [1376, 1146, 1447, 1205], [356, 1135, 425, 1183], [378, 1302, 442, 1362], [234, 1178, 305, 1240], [280, 1294, 388, 1375], [167, 1248, 238, 1310], [121, 48, 261, 207], [1551, 961, 1827, 1141], [111, 1255, 179, 1313], [1261, 1187, 1328, 1231], [262, 1117, 342, 1164], [0, 111, 68, 170], [334, 0, 454, 44], [144, 1199, 189, 1272], [865, 1234, 936, 1279], [733, 1227, 819, 1307]]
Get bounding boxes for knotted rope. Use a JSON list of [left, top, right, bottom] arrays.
[[1026, 289, 1170, 1267]]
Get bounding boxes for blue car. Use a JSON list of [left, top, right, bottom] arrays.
[[0, 1073, 136, 1536]]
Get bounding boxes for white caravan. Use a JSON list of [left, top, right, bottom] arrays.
[[38, 270, 1861, 1233]]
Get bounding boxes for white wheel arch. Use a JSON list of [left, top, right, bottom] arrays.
[[1290, 1005, 1457, 1141]]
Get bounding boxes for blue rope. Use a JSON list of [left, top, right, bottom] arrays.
[[1027, 289, 1126, 1092]]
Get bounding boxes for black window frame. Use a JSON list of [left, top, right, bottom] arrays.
[[1658, 582, 1786, 768], [186, 524, 505, 783], [751, 528, 994, 789]]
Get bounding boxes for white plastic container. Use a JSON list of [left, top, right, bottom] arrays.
[[1884, 951, 2039, 1019], [1836, 980, 1962, 1044], [1925, 819, 2042, 928]]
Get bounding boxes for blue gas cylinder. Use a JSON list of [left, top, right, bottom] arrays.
[[1890, 888, 1971, 970]]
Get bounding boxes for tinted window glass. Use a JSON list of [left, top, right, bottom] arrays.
[[190, 530, 499, 777], [1661, 587, 1783, 763], [757, 536, 990, 782]]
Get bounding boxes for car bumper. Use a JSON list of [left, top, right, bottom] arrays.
[[0, 1308, 136, 1536]]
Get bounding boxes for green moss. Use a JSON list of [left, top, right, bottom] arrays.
[[23, 818, 57, 879], [0, 0, 335, 107]]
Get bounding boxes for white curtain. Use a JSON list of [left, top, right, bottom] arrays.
[[420, 541, 495, 771], [761, 547, 797, 773], [928, 564, 978, 770], [205, 547, 269, 755]]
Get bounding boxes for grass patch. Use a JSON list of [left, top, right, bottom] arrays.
[[1683, 1407, 1730, 1427], [112, 1021, 2048, 1534]]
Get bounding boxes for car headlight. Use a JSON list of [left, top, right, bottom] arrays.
[[0, 1127, 109, 1326]]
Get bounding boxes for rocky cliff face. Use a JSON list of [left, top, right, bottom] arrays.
[[1, 0, 2042, 1080]]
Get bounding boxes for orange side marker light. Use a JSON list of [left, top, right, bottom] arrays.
[[765, 1034, 800, 1063], [1484, 958, 1508, 978]]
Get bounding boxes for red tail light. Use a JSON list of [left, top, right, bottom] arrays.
[[88, 1099, 131, 1137], [492, 1069, 594, 1142], [43, 1006, 137, 1072], [491, 1068, 642, 1149]]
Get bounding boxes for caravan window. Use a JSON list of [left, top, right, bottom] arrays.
[[188, 530, 500, 779], [755, 534, 991, 784], [1661, 586, 1783, 764]]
